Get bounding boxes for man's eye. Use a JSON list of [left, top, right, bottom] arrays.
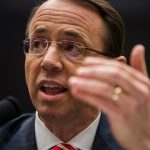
[[33, 40, 42, 48], [30, 39, 47, 53], [62, 42, 82, 59], [34, 41, 40, 48], [64, 43, 78, 52]]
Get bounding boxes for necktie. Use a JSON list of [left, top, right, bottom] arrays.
[[51, 143, 76, 150]]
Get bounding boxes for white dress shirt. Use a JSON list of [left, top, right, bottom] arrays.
[[35, 111, 101, 150]]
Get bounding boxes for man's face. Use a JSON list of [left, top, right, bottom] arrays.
[[25, 0, 105, 122]]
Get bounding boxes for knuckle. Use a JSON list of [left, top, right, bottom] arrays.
[[132, 100, 142, 110], [118, 111, 129, 122], [111, 67, 121, 79], [139, 86, 150, 104]]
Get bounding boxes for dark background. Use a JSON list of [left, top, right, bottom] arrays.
[[0, 0, 150, 113]]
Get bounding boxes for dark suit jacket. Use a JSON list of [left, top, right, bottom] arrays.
[[0, 113, 123, 150]]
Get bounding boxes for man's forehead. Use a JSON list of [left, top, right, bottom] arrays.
[[36, 0, 100, 19], [29, 0, 103, 32], [27, 0, 105, 48]]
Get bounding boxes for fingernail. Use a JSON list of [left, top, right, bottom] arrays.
[[83, 57, 92, 63], [68, 77, 78, 85], [77, 68, 86, 75], [136, 44, 145, 49]]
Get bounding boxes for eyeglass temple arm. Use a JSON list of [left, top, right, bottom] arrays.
[[85, 47, 111, 57]]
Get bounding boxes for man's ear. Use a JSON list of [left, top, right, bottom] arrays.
[[115, 56, 127, 64]]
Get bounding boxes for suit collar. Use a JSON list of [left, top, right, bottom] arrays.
[[92, 113, 122, 150], [4, 113, 122, 150]]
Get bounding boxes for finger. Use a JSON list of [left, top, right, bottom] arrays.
[[80, 56, 149, 85], [76, 65, 149, 102], [68, 77, 141, 120], [130, 44, 148, 76], [69, 78, 119, 116], [68, 76, 114, 98], [68, 76, 149, 126], [115, 92, 146, 118], [68, 76, 147, 114]]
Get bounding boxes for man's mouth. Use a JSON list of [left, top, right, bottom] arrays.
[[40, 82, 68, 95]]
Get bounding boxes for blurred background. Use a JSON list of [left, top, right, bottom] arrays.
[[0, 0, 150, 113]]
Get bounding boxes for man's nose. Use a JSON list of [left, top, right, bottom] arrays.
[[40, 44, 63, 73]]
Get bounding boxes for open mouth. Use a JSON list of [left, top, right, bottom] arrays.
[[40, 82, 68, 95]]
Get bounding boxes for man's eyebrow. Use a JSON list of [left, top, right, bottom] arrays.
[[30, 29, 84, 41], [64, 31, 83, 40], [31, 27, 48, 35]]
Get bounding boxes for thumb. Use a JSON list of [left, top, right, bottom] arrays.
[[130, 44, 148, 76]]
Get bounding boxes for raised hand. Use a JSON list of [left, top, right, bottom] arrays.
[[69, 45, 150, 150]]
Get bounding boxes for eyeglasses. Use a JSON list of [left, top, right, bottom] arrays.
[[23, 38, 111, 61]]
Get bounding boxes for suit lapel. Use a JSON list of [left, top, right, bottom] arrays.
[[4, 115, 37, 150], [92, 113, 123, 150], [3, 113, 122, 150]]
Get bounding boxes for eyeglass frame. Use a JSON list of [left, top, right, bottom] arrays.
[[23, 37, 114, 59]]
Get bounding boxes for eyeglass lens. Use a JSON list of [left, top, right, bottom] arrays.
[[24, 38, 84, 60]]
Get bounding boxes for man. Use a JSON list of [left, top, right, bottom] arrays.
[[0, 0, 150, 150]]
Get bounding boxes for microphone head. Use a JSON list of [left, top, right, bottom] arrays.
[[0, 96, 22, 126]]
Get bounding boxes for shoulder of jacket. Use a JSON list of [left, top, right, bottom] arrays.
[[0, 113, 35, 147]]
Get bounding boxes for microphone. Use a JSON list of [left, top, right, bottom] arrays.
[[0, 96, 22, 126]]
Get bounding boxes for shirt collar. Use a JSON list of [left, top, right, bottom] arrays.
[[35, 111, 101, 150]]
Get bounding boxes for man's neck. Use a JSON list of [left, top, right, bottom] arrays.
[[38, 110, 99, 142]]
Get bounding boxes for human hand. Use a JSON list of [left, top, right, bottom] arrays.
[[69, 45, 150, 150]]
